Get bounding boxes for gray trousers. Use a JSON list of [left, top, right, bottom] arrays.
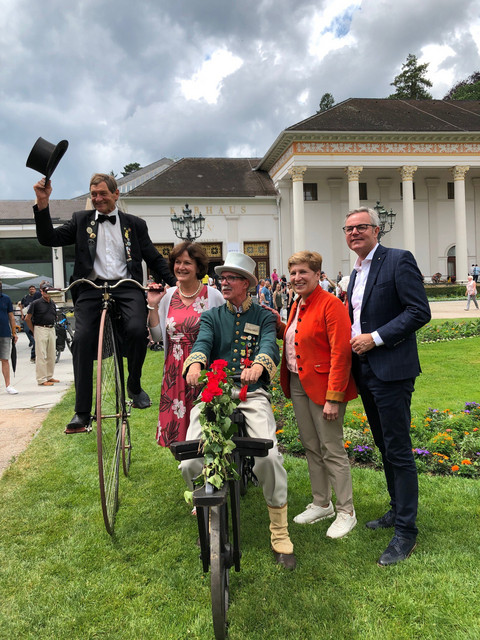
[[290, 373, 354, 513], [180, 389, 288, 507]]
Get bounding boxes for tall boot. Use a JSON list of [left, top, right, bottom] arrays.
[[268, 504, 296, 570]]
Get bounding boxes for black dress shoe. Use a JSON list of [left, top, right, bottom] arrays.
[[65, 413, 92, 434], [377, 535, 417, 567], [127, 386, 151, 409], [272, 549, 297, 570], [365, 510, 396, 530]]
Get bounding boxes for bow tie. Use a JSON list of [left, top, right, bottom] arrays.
[[97, 214, 116, 225]]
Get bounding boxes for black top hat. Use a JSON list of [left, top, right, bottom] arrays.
[[26, 137, 69, 182]]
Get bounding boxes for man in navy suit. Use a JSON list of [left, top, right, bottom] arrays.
[[33, 174, 176, 432], [345, 207, 430, 566]]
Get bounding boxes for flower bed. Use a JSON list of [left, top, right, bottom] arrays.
[[418, 319, 480, 343], [271, 381, 480, 478]]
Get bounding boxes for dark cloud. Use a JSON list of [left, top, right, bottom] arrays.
[[2, 0, 480, 199]]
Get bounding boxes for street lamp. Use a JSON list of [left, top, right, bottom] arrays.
[[374, 201, 396, 242], [170, 203, 205, 241]]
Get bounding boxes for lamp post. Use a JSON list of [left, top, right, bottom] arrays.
[[374, 201, 396, 242], [170, 203, 205, 242]]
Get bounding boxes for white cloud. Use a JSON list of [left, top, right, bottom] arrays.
[[179, 49, 244, 104], [308, 1, 362, 61]]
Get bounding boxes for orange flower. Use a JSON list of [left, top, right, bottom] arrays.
[[451, 465, 460, 472], [276, 429, 284, 435], [344, 441, 351, 449], [461, 459, 472, 465], [438, 459, 444, 463], [473, 428, 478, 432]]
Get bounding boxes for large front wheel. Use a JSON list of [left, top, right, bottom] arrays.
[[210, 503, 231, 640], [96, 308, 123, 535]]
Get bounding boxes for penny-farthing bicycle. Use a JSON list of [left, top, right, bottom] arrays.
[[65, 278, 148, 535]]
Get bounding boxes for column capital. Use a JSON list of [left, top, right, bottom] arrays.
[[399, 165, 417, 181], [345, 166, 363, 181], [288, 166, 307, 182], [451, 165, 470, 181]]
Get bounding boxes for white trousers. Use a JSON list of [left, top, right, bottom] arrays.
[[179, 389, 288, 507]]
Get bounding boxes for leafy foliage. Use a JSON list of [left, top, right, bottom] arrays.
[[388, 53, 433, 99], [121, 162, 142, 176], [444, 71, 480, 100], [317, 92, 335, 112]]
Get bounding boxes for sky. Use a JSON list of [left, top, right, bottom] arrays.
[[2, 0, 480, 200]]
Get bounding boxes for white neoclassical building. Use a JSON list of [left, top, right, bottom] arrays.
[[2, 98, 480, 291]]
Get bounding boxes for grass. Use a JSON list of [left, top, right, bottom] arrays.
[[0, 342, 479, 639]]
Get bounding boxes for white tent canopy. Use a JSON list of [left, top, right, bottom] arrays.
[[0, 266, 37, 279]]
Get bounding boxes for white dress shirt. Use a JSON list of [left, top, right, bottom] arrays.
[[351, 243, 383, 346], [88, 208, 129, 281]]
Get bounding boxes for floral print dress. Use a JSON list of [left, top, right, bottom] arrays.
[[156, 285, 208, 447]]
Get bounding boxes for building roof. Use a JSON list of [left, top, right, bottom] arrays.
[[124, 157, 277, 198], [287, 98, 480, 133], [0, 199, 83, 225], [257, 98, 480, 172]]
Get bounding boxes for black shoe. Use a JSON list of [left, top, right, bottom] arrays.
[[377, 535, 417, 567], [272, 549, 297, 570], [365, 510, 396, 530], [65, 413, 92, 434], [127, 386, 151, 409]]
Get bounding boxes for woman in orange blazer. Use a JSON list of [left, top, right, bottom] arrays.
[[279, 250, 358, 539]]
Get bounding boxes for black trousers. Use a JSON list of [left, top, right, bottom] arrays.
[[352, 355, 418, 540], [71, 282, 148, 414]]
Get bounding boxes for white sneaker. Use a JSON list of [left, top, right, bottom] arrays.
[[326, 510, 357, 539], [293, 501, 335, 524], [6, 385, 18, 395]]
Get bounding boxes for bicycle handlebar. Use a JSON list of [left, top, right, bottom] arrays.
[[62, 278, 149, 294]]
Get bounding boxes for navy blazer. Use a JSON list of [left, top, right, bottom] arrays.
[[34, 205, 176, 287], [347, 244, 431, 382]]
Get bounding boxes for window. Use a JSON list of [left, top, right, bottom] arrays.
[[447, 182, 454, 199], [359, 183, 368, 200], [303, 183, 318, 201]]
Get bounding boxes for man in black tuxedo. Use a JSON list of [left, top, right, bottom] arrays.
[[345, 207, 431, 566], [33, 173, 176, 432]]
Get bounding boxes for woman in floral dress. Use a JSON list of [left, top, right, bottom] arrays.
[[148, 242, 224, 447]]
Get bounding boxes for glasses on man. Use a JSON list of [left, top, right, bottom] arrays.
[[219, 275, 245, 284], [342, 223, 377, 234]]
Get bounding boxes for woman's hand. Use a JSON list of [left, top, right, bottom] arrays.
[[323, 400, 339, 421], [147, 285, 166, 327]]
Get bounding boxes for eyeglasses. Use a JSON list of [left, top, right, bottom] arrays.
[[219, 275, 245, 284], [342, 224, 377, 234]]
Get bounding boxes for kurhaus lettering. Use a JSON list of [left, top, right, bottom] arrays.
[[169, 205, 247, 215]]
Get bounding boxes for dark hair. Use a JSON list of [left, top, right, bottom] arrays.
[[168, 241, 208, 279]]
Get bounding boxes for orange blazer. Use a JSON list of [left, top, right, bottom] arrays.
[[280, 285, 357, 405]]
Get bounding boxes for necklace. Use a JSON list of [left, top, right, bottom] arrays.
[[178, 280, 203, 298]]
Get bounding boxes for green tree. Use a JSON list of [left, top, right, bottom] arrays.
[[444, 71, 480, 100], [317, 92, 335, 112], [121, 162, 142, 177], [388, 53, 433, 99]]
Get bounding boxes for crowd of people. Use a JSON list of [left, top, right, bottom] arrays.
[[2, 173, 439, 571]]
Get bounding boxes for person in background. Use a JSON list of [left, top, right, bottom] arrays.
[[261, 281, 274, 308], [19, 285, 41, 363], [345, 206, 431, 566], [147, 242, 224, 447], [271, 268, 280, 286], [273, 282, 283, 314], [0, 280, 18, 395], [25, 282, 58, 387], [465, 275, 479, 310], [279, 251, 357, 539]]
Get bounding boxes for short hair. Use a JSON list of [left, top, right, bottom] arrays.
[[90, 173, 118, 193], [287, 250, 323, 273], [168, 241, 208, 279], [345, 206, 380, 227]]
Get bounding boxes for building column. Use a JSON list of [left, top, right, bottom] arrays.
[[345, 166, 363, 211], [452, 165, 470, 283], [471, 177, 480, 267], [399, 166, 417, 254], [52, 247, 64, 288], [377, 177, 392, 209], [425, 178, 440, 280], [276, 180, 293, 269], [288, 166, 306, 251]]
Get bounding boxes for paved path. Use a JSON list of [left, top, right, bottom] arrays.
[[1, 332, 74, 476]]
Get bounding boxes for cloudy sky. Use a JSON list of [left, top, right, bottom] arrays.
[[3, 0, 480, 200]]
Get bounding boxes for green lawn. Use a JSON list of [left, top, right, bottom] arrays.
[[0, 341, 479, 639]]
